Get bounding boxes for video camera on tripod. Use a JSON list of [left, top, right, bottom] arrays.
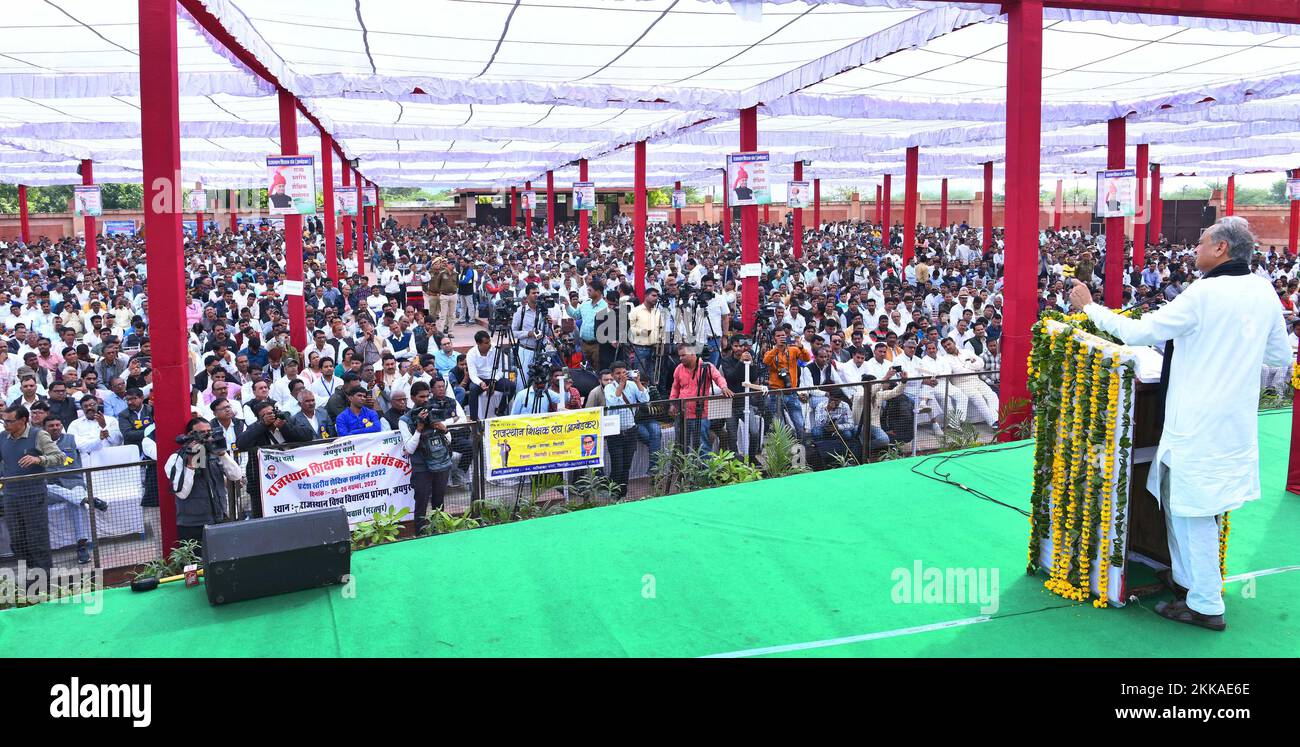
[[491, 289, 518, 332], [677, 284, 714, 308]]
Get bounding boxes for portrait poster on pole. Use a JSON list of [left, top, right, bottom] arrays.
[[1287, 179, 1300, 201], [266, 155, 317, 215], [363, 189, 376, 207], [787, 181, 811, 209], [671, 190, 687, 209], [727, 152, 770, 206], [523, 191, 537, 211], [72, 185, 102, 217], [337, 191, 358, 216], [572, 182, 595, 211], [1095, 169, 1136, 218], [188, 188, 206, 213]]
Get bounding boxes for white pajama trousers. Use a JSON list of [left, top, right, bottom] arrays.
[[1160, 465, 1225, 616]]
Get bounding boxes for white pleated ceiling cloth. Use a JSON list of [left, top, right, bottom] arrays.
[[1, 0, 1299, 188]]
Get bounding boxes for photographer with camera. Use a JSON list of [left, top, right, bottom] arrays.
[[628, 287, 666, 386], [761, 329, 809, 440], [511, 358, 563, 415], [512, 283, 549, 377], [165, 416, 242, 557], [400, 381, 454, 535], [235, 401, 290, 519]]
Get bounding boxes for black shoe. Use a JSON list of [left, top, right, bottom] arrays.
[[1154, 599, 1225, 631], [92, 498, 109, 512]]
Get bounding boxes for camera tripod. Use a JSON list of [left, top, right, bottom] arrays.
[[480, 325, 520, 419]]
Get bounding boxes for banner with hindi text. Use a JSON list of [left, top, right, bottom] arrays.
[[257, 430, 414, 526], [482, 408, 603, 481]]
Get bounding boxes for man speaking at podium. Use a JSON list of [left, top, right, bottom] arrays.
[[1070, 216, 1291, 631]]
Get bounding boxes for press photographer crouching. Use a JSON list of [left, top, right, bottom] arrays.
[[400, 381, 455, 535], [165, 417, 242, 558]]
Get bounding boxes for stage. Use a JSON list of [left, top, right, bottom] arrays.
[[2, 411, 1296, 658]]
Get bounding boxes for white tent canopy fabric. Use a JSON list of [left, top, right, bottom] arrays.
[[2, 0, 1300, 191]]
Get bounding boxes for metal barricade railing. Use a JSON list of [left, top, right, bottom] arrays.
[[212, 368, 1004, 538], [1, 460, 163, 584]]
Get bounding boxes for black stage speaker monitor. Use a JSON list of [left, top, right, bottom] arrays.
[[203, 508, 351, 606]]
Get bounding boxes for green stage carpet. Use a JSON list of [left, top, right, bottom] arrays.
[[2, 411, 1295, 658]]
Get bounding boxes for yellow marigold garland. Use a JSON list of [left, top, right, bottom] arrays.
[[1032, 320, 1138, 608], [1094, 354, 1121, 608], [1045, 336, 1076, 594], [1219, 511, 1231, 589]]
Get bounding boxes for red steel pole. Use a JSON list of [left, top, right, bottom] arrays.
[[1104, 116, 1126, 308], [341, 154, 352, 260], [1053, 178, 1063, 232], [674, 180, 682, 231], [722, 169, 730, 244], [634, 140, 647, 299], [510, 185, 517, 228], [354, 168, 363, 256], [1290, 169, 1299, 257], [279, 88, 308, 350], [228, 189, 237, 233], [792, 161, 803, 260], [941, 177, 949, 228], [139, 0, 185, 553], [195, 197, 204, 241], [740, 106, 758, 335], [882, 176, 891, 226], [813, 178, 820, 230], [874, 184, 881, 224], [81, 159, 98, 271], [1134, 143, 1148, 269], [321, 132, 338, 282], [1226, 173, 1235, 216], [998, 0, 1043, 441], [524, 180, 532, 238], [982, 161, 993, 255], [903, 146, 918, 265], [1150, 163, 1162, 245], [546, 169, 555, 240], [17, 184, 30, 243], [578, 159, 589, 253]]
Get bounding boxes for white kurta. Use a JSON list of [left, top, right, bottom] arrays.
[[1085, 273, 1291, 517]]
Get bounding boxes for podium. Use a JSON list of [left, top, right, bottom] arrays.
[[1028, 318, 1193, 607]]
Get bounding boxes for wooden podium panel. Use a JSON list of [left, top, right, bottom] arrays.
[[1128, 382, 1170, 568]]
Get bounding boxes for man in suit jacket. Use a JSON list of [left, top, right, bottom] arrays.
[[287, 390, 336, 443], [117, 388, 154, 448]]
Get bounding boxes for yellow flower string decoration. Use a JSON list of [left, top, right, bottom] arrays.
[[1046, 337, 1075, 594], [1219, 511, 1231, 589], [1094, 354, 1120, 608]]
